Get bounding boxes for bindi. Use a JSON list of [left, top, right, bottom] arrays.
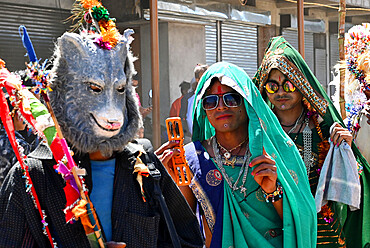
[[216, 85, 224, 94], [215, 84, 228, 95]]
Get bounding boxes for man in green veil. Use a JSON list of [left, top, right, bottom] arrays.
[[157, 61, 317, 247], [253, 36, 370, 248]]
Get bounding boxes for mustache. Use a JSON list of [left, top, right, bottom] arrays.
[[274, 95, 292, 101]]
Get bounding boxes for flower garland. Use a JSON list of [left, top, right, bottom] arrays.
[[343, 24, 370, 135], [24, 60, 53, 95], [68, 0, 121, 50]]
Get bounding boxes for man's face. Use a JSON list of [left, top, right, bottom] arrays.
[[13, 113, 26, 131], [204, 80, 248, 133], [265, 69, 303, 111]]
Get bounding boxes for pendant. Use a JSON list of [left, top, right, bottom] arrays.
[[224, 152, 231, 159], [224, 156, 237, 168], [240, 187, 247, 197]]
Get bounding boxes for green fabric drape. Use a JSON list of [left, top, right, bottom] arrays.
[[253, 36, 370, 248], [191, 62, 317, 247]]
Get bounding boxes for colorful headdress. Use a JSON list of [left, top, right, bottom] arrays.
[[330, 24, 370, 135], [344, 24, 370, 106], [68, 0, 122, 50]]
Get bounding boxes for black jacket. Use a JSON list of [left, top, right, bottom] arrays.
[[0, 142, 203, 248]]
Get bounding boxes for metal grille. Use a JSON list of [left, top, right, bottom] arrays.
[[0, 3, 70, 71], [205, 24, 217, 66], [221, 22, 257, 78], [315, 48, 327, 87], [330, 34, 340, 75], [282, 29, 315, 72]]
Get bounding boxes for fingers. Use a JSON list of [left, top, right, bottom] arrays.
[[252, 164, 277, 194], [250, 152, 277, 193], [330, 124, 353, 146], [249, 154, 275, 168], [155, 140, 179, 156], [251, 163, 277, 176]]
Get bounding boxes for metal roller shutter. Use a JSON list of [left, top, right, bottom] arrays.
[[221, 22, 258, 78], [315, 48, 327, 87], [205, 24, 217, 66], [0, 3, 70, 71], [282, 29, 315, 72], [330, 34, 340, 73]]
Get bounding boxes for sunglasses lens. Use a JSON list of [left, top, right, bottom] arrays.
[[265, 82, 279, 94], [202, 95, 218, 110], [283, 81, 296, 92], [224, 93, 242, 107]]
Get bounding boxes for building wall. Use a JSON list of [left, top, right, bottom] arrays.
[[140, 22, 169, 126], [168, 22, 206, 103], [4, 0, 73, 9], [140, 21, 205, 126]]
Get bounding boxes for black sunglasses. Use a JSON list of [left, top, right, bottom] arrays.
[[202, 92, 243, 111]]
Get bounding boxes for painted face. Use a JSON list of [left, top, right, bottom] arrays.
[[266, 69, 303, 111], [204, 80, 248, 133]]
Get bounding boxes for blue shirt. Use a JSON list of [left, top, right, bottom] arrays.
[[90, 158, 116, 241]]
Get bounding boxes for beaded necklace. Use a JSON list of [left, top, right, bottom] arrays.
[[212, 136, 251, 198]]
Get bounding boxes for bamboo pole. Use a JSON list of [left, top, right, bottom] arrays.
[[297, 0, 305, 58], [338, 0, 347, 119], [150, 0, 161, 149]]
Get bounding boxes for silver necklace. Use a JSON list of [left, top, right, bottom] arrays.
[[212, 136, 251, 197], [302, 117, 313, 175], [286, 109, 305, 134]]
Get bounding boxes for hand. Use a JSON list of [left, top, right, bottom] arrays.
[[250, 148, 277, 194], [330, 123, 353, 147], [155, 140, 180, 179], [139, 106, 152, 118]]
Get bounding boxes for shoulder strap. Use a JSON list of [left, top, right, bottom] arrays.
[[142, 154, 182, 248]]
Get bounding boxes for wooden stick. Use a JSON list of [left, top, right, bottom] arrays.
[[338, 0, 346, 119]]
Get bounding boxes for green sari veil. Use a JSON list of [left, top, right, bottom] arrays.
[[191, 62, 317, 247], [253, 36, 370, 248]]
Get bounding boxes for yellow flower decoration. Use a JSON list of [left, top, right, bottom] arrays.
[[99, 20, 120, 47]]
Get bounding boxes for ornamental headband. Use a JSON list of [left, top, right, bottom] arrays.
[[256, 54, 328, 117]]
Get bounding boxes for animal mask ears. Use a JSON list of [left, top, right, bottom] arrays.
[[113, 29, 134, 56], [58, 33, 88, 64]]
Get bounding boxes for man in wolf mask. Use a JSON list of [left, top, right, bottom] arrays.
[[0, 3, 203, 248]]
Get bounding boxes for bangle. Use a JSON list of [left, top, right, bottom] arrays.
[[261, 182, 283, 203]]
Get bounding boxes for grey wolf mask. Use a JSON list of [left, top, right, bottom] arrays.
[[50, 31, 141, 157]]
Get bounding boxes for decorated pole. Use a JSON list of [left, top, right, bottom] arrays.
[[338, 0, 347, 119], [19, 25, 106, 248]]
